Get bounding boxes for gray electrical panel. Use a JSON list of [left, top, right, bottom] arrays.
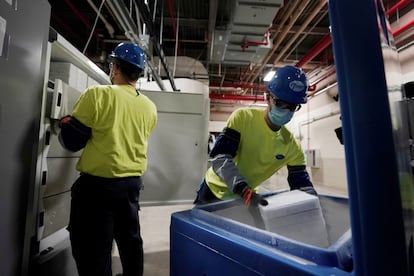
[[32, 31, 111, 276], [0, 2, 210, 274], [0, 1, 51, 275]]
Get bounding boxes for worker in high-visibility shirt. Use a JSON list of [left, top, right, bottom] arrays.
[[195, 65, 316, 207], [59, 42, 157, 276]]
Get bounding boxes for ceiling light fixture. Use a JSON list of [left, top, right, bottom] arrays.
[[264, 70, 275, 82]]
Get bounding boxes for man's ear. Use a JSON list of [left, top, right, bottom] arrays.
[[264, 92, 271, 103]]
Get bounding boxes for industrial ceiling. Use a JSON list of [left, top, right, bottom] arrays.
[[48, 0, 414, 102]]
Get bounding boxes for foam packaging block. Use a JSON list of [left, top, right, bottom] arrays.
[[87, 76, 100, 87], [259, 190, 330, 247], [49, 62, 88, 92]]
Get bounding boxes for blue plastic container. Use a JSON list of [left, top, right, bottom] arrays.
[[170, 194, 353, 275]]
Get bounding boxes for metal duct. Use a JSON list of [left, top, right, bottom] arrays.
[[107, 0, 179, 91], [211, 0, 283, 65]]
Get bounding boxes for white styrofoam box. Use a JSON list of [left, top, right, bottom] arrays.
[[49, 62, 88, 92], [259, 190, 330, 247], [87, 76, 100, 87]]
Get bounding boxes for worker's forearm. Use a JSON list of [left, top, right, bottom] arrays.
[[210, 154, 246, 193]]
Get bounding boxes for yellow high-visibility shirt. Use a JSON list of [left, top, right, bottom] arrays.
[[72, 84, 157, 178], [205, 107, 305, 200]]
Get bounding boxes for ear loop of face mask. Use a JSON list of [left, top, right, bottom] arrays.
[[109, 62, 115, 84]]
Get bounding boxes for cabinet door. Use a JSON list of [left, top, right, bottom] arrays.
[[0, 0, 50, 275]]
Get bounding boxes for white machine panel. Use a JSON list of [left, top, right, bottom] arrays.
[[142, 90, 210, 204]]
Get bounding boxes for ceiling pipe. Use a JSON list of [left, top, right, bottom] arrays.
[[244, 0, 410, 87], [210, 83, 267, 90], [304, 16, 414, 96], [309, 67, 336, 86], [240, 0, 299, 83], [274, 0, 328, 68], [243, 0, 311, 84], [308, 70, 337, 96], [65, 0, 93, 30], [284, 7, 329, 63], [64, 0, 100, 42], [106, 0, 140, 41], [393, 19, 414, 37], [295, 1, 410, 69], [166, 0, 181, 55], [241, 31, 270, 52], [210, 94, 266, 101], [386, 0, 412, 16], [213, 0, 413, 97], [306, 13, 414, 91], [272, 0, 287, 25], [108, 0, 168, 90], [133, 0, 178, 91], [51, 14, 84, 45], [295, 33, 332, 67], [86, 0, 115, 38], [207, 0, 218, 61]]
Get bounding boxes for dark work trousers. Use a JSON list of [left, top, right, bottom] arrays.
[[67, 173, 143, 276], [193, 179, 221, 205]]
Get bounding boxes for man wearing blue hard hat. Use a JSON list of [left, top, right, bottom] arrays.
[[195, 65, 316, 207], [59, 42, 157, 276]]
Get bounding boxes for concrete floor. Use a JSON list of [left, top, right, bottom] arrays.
[[112, 183, 347, 275]]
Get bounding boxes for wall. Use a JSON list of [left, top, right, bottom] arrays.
[[400, 46, 414, 83], [290, 91, 347, 195]]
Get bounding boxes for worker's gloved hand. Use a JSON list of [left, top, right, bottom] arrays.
[[59, 115, 72, 128], [234, 183, 268, 207]]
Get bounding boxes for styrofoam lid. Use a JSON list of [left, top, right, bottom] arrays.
[[259, 190, 321, 219]]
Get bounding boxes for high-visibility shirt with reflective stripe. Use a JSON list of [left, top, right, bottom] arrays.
[[206, 107, 305, 200]]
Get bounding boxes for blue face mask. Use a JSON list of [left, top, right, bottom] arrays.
[[268, 105, 294, 126]]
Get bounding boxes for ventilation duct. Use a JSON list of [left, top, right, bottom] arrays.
[[211, 0, 283, 65], [152, 56, 209, 86]]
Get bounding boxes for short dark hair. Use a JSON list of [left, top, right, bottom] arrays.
[[112, 58, 143, 81]]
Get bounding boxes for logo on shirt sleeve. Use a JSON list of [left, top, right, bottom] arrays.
[[275, 154, 285, 160]]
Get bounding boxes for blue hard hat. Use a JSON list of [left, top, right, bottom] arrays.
[[109, 42, 146, 70], [266, 65, 308, 104]]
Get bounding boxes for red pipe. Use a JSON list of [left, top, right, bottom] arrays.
[[210, 83, 267, 90], [242, 31, 270, 52], [217, 0, 413, 95], [51, 14, 84, 44], [303, 6, 414, 96], [294, 1, 409, 69], [295, 34, 332, 68], [240, 0, 290, 81], [210, 94, 266, 101], [308, 69, 337, 96], [64, 0, 100, 46], [386, 0, 412, 16], [392, 19, 414, 37], [65, 0, 93, 30], [240, 63, 253, 81], [166, 0, 181, 55]]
